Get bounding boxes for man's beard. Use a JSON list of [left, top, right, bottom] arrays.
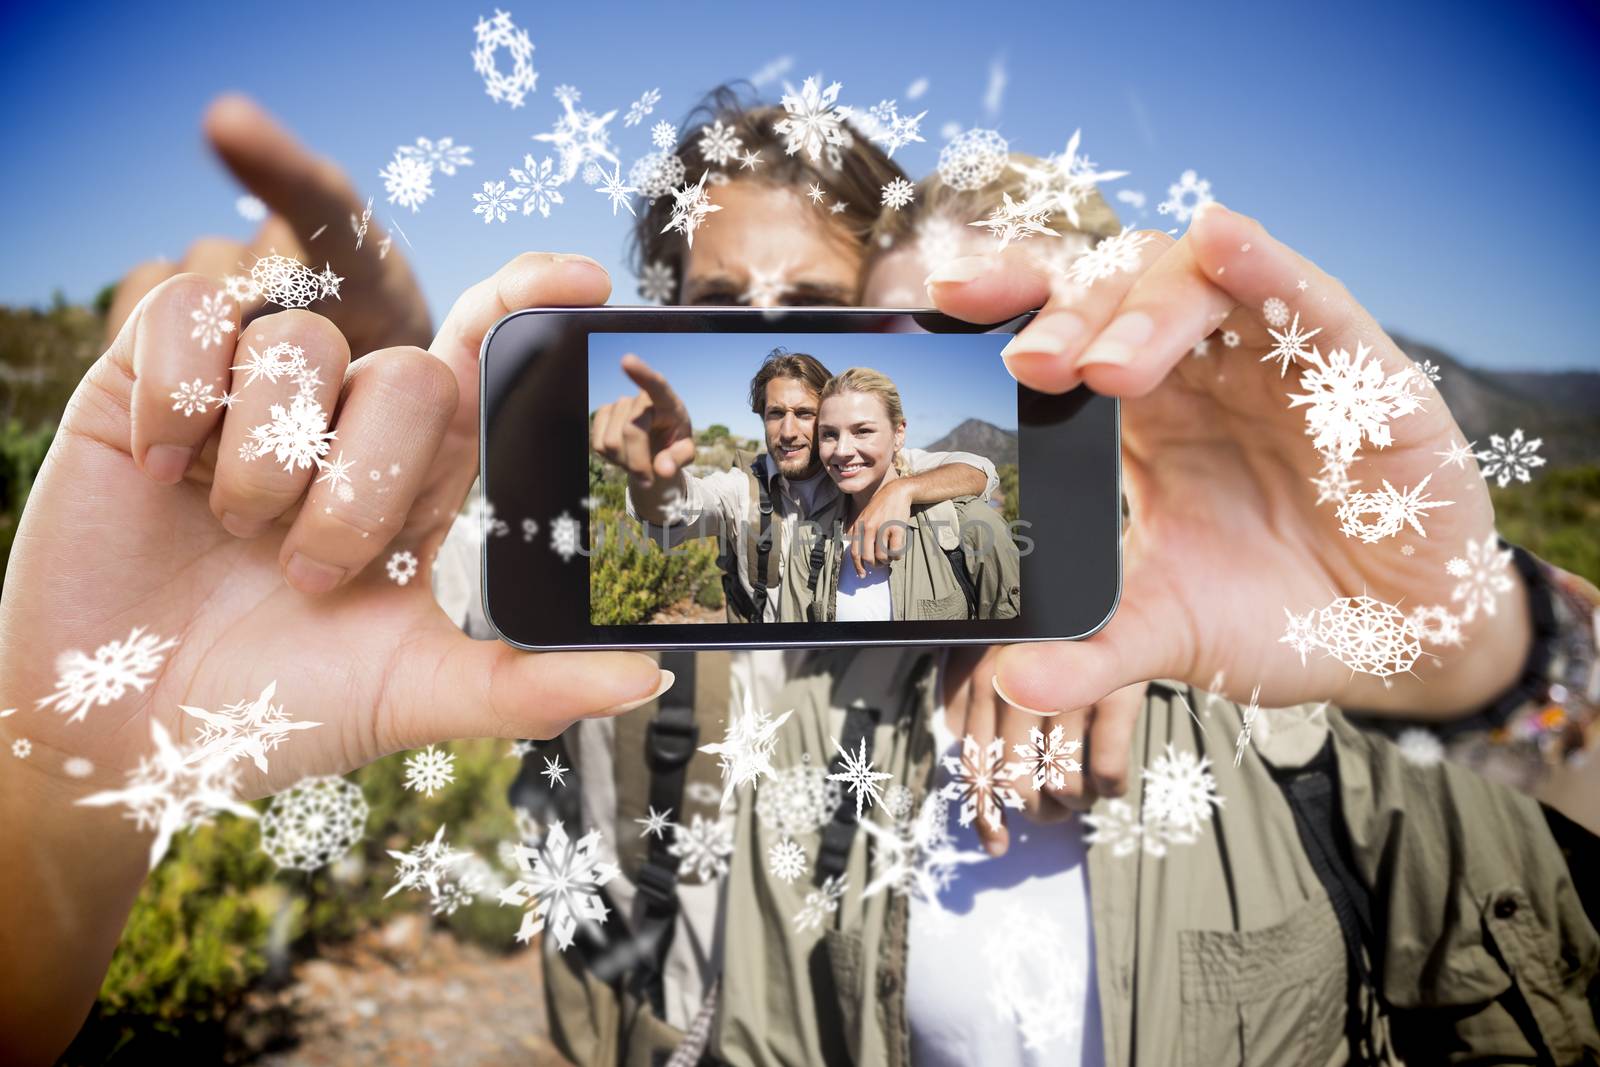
[[772, 442, 818, 479]]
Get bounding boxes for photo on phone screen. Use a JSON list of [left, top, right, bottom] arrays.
[[480, 307, 1120, 652], [587, 331, 1023, 627]]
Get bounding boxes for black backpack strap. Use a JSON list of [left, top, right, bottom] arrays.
[[1266, 738, 1387, 1067], [814, 699, 885, 886], [941, 543, 978, 620], [805, 523, 832, 622], [748, 470, 774, 623]]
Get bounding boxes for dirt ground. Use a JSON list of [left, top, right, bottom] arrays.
[[244, 916, 572, 1067]]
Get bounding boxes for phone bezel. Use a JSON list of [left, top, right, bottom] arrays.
[[479, 306, 1122, 651]]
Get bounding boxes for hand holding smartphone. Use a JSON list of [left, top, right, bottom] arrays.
[[480, 307, 1120, 651]]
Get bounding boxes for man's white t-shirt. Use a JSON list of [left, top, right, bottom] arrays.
[[835, 559, 893, 620], [906, 686, 1105, 1066]]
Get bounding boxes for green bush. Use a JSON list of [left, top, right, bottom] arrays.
[[1492, 464, 1600, 586]]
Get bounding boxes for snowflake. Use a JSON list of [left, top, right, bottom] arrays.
[[37, 625, 179, 724], [1083, 798, 1149, 857], [624, 87, 660, 127], [315, 450, 355, 497], [1287, 341, 1424, 463], [77, 719, 257, 870], [169, 378, 218, 416], [403, 744, 457, 797], [386, 550, 419, 585], [1156, 169, 1213, 222], [1262, 297, 1290, 328], [1416, 358, 1442, 384], [768, 838, 808, 883], [983, 910, 1087, 1051], [541, 754, 568, 787], [650, 120, 677, 150], [64, 756, 94, 777], [1221, 329, 1240, 348], [685, 780, 721, 807], [1141, 744, 1223, 843], [941, 734, 1023, 832], [231, 340, 305, 388], [741, 263, 791, 308], [1065, 226, 1151, 287], [12, 738, 31, 759], [507, 154, 565, 218], [1335, 474, 1454, 542], [1315, 594, 1422, 677], [773, 75, 849, 163], [499, 818, 618, 949], [1233, 685, 1263, 768], [1406, 604, 1464, 647], [668, 813, 736, 883], [937, 127, 1008, 191], [520, 517, 540, 542], [1309, 450, 1360, 506], [859, 793, 985, 907], [236, 194, 266, 221], [699, 695, 795, 811], [472, 179, 518, 224], [1261, 311, 1323, 376], [1279, 607, 1321, 666], [579, 160, 603, 185], [828, 735, 895, 820], [879, 177, 915, 211], [969, 191, 1059, 251], [793, 873, 849, 933], [260, 775, 369, 871], [1435, 438, 1477, 471], [386, 824, 482, 916], [627, 150, 686, 202], [1395, 727, 1445, 768], [239, 393, 337, 473], [1476, 428, 1546, 488], [637, 261, 677, 303], [190, 291, 236, 350], [379, 153, 434, 213], [550, 510, 581, 560], [1011, 723, 1082, 791], [1008, 129, 1127, 229], [180, 680, 321, 774], [250, 253, 339, 309], [660, 169, 723, 248], [553, 83, 580, 107], [224, 273, 259, 303], [738, 148, 763, 170], [593, 161, 636, 216], [532, 90, 619, 182], [698, 118, 743, 165], [634, 805, 673, 839], [848, 99, 927, 157], [397, 136, 473, 176], [471, 9, 538, 109], [756, 762, 844, 838], [1447, 533, 1514, 623]]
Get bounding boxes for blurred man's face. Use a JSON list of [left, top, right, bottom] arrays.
[[860, 226, 996, 308], [681, 181, 860, 308], [762, 376, 823, 480]]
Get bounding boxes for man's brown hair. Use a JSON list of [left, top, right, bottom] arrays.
[[748, 346, 832, 415], [629, 83, 910, 304]]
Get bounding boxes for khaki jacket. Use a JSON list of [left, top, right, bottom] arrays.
[[780, 497, 1021, 623], [547, 648, 1600, 1066]]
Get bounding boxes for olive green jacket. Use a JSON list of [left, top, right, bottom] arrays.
[[546, 648, 1600, 1066], [779, 497, 1021, 623]]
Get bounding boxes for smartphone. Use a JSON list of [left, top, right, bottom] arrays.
[[479, 306, 1120, 651]]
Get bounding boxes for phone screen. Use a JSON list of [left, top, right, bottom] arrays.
[[481, 307, 1119, 651]]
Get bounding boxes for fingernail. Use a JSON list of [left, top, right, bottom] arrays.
[[551, 252, 602, 268], [597, 668, 675, 716], [286, 552, 346, 594], [220, 510, 269, 539], [1000, 313, 1085, 360], [1193, 200, 1227, 221], [924, 255, 993, 288], [985, 834, 1008, 857], [992, 675, 1059, 717], [1078, 311, 1155, 369], [144, 444, 193, 484]]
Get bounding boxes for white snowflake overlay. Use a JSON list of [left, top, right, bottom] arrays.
[[472, 9, 538, 109], [1011, 723, 1082, 791], [386, 824, 484, 916], [37, 625, 179, 724], [984, 909, 1088, 1052], [77, 719, 258, 870], [180, 679, 322, 774], [1287, 342, 1424, 463], [1335, 474, 1454, 543], [940, 734, 1023, 832], [793, 873, 849, 933], [828, 735, 895, 820], [1476, 428, 1546, 488], [1084, 744, 1224, 859], [668, 813, 736, 883], [403, 744, 457, 797], [937, 128, 1009, 192], [698, 694, 794, 811], [859, 792, 986, 909], [1156, 169, 1214, 222], [774, 76, 850, 163], [498, 818, 619, 950], [1447, 533, 1515, 622], [260, 775, 369, 871], [1280, 594, 1423, 677]]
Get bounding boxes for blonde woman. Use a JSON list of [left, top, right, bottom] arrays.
[[781, 367, 1021, 622]]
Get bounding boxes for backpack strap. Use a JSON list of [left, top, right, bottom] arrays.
[[814, 698, 885, 886], [748, 464, 775, 623], [805, 525, 831, 622], [941, 542, 978, 620], [1267, 738, 1389, 1067]]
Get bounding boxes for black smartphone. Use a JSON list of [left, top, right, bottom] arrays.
[[479, 306, 1120, 651]]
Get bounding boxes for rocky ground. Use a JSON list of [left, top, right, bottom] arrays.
[[242, 915, 571, 1067]]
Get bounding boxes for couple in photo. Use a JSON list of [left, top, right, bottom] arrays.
[[589, 346, 1022, 623]]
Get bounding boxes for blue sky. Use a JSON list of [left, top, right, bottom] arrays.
[[589, 331, 1015, 446], [2, 0, 1597, 370]]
